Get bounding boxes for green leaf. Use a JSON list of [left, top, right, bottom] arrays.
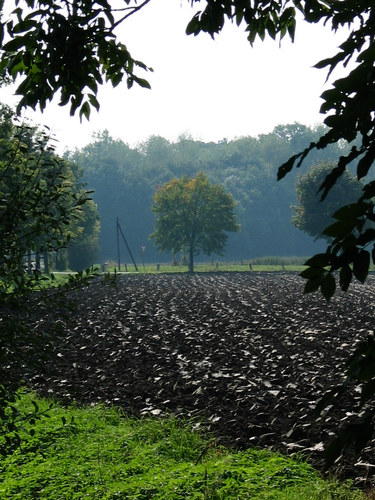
[[304, 277, 322, 294], [79, 102, 90, 121], [314, 57, 333, 69], [88, 94, 100, 111], [323, 219, 355, 238], [109, 72, 122, 87], [277, 155, 298, 180], [332, 202, 368, 221], [3, 37, 27, 52], [185, 13, 201, 36], [357, 148, 375, 179], [353, 250, 370, 283], [300, 266, 325, 280], [320, 273, 336, 301], [339, 264, 352, 292], [357, 228, 375, 247], [304, 253, 331, 268], [132, 75, 151, 89]]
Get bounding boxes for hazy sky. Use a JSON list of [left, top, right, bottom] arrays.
[[0, 1, 348, 153]]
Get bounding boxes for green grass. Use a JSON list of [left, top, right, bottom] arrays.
[[101, 263, 307, 274], [0, 392, 365, 499]]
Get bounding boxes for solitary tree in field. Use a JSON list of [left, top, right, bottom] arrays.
[[150, 172, 239, 273]]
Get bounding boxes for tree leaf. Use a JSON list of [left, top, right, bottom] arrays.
[[304, 253, 331, 268], [300, 266, 325, 280], [79, 102, 90, 121], [320, 273, 336, 301], [323, 220, 355, 238], [304, 277, 322, 294], [357, 148, 375, 180], [353, 250, 370, 283], [332, 202, 367, 221], [339, 264, 352, 292]]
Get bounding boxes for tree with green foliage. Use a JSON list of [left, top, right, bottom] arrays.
[[1, 0, 374, 288], [150, 172, 239, 272], [0, 109, 90, 281], [71, 124, 343, 263], [0, 107, 100, 274], [292, 162, 363, 242]]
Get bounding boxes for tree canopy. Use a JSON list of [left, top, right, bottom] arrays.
[[0, 103, 100, 284], [0, 0, 153, 119], [292, 162, 363, 242], [0, 102, 102, 455], [150, 172, 239, 272]]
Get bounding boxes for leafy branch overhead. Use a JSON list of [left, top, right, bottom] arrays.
[[0, 0, 153, 119]]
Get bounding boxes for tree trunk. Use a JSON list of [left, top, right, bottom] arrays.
[[27, 250, 32, 275], [43, 250, 49, 274], [35, 250, 41, 273], [188, 245, 194, 273]]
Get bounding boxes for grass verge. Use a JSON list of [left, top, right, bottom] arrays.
[[0, 392, 365, 499]]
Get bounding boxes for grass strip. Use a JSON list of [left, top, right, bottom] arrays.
[[0, 392, 365, 499]]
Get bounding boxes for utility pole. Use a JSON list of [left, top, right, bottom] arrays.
[[116, 218, 139, 272], [116, 217, 121, 271]]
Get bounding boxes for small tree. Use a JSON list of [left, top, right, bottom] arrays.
[[150, 172, 239, 272], [292, 162, 363, 241]]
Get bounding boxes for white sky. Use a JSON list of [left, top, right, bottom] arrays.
[[0, 0, 348, 153]]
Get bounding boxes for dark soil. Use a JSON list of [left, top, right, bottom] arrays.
[[28, 272, 375, 486]]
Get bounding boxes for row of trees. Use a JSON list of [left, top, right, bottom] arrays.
[[2, 0, 374, 292]]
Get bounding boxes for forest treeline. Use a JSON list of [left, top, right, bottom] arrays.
[[67, 123, 347, 264]]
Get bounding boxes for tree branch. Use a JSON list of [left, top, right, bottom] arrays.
[[112, 0, 152, 29]]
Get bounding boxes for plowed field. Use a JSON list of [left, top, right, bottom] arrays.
[[29, 272, 375, 484]]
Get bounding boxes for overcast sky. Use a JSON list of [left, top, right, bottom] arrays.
[[0, 0, 348, 153]]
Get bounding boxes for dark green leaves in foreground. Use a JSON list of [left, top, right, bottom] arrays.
[[317, 334, 375, 465], [0, 1, 152, 118], [301, 199, 374, 301]]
